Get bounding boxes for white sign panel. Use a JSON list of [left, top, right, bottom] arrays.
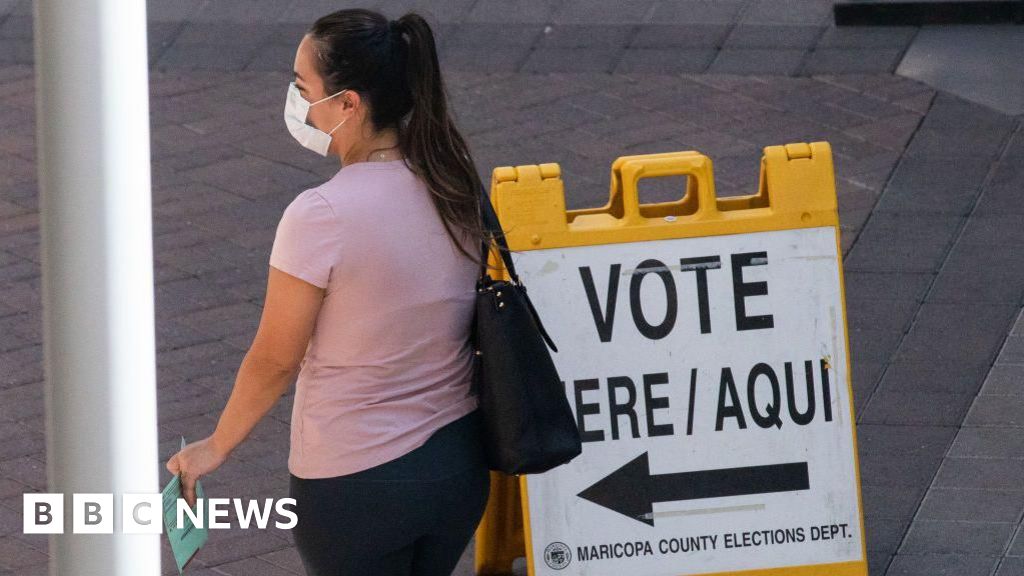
[[514, 226, 863, 576]]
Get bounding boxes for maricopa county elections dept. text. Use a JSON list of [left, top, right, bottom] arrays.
[[575, 523, 854, 561], [564, 250, 834, 442], [23, 493, 297, 533]]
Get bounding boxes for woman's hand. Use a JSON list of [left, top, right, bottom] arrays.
[[166, 436, 229, 510]]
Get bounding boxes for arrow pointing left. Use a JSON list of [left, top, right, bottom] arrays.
[[577, 452, 810, 526]]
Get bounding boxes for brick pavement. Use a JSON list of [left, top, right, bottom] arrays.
[[2, 1, 1024, 575], [847, 105, 1024, 575], [0, 0, 922, 76]]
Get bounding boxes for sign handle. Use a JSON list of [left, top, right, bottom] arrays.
[[618, 154, 717, 226]]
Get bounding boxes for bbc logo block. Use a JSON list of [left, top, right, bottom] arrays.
[[26, 493, 168, 534]]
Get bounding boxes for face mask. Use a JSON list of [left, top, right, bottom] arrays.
[[284, 81, 348, 156]]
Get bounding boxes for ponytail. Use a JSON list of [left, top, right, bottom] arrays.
[[393, 13, 498, 271]]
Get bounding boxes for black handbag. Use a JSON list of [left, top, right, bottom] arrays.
[[470, 186, 583, 475]]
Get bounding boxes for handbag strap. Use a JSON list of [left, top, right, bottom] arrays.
[[477, 186, 558, 353], [477, 186, 521, 284]]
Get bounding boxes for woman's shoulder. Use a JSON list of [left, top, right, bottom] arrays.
[[275, 186, 346, 254], [281, 187, 337, 226], [270, 187, 344, 289]]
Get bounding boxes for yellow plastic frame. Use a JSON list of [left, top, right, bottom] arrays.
[[472, 142, 867, 576]]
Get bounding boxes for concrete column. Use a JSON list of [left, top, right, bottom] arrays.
[[33, 0, 161, 573]]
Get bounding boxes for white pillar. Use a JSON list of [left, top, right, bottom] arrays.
[[33, 0, 161, 574]]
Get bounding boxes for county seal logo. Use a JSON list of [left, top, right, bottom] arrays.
[[544, 541, 571, 570]]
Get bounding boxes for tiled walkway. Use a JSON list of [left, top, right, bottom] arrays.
[[0, 0, 921, 76], [1, 1, 1023, 575], [886, 310, 1024, 575]]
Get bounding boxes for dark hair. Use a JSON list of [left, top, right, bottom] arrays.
[[306, 8, 500, 272]]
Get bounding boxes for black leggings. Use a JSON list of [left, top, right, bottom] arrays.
[[288, 408, 491, 576]]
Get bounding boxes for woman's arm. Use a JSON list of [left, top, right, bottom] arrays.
[[210, 266, 326, 456], [208, 351, 298, 459], [167, 266, 326, 507]]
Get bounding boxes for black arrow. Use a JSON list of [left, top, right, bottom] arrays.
[[577, 452, 809, 526]]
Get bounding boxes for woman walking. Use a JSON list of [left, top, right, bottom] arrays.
[[166, 9, 496, 575]]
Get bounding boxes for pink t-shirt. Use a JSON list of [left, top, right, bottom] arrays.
[[269, 158, 481, 479]]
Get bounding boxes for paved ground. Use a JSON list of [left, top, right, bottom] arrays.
[[1, 1, 1023, 575], [1, 0, 922, 76]]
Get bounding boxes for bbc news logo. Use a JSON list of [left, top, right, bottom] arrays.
[[23, 493, 297, 534]]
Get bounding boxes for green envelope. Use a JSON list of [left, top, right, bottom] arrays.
[[162, 436, 209, 574]]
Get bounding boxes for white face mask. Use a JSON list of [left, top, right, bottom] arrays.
[[284, 81, 348, 156]]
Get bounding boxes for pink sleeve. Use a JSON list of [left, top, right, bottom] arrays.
[[269, 190, 340, 289]]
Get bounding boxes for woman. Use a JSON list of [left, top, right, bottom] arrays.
[[166, 9, 498, 575]]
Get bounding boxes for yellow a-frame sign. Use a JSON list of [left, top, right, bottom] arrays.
[[474, 143, 867, 576]]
